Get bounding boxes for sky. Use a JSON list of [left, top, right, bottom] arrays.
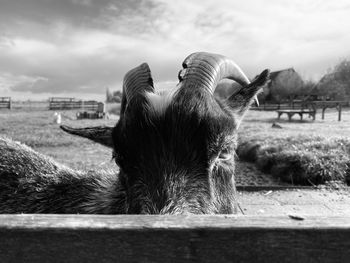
[[1, 0, 350, 100]]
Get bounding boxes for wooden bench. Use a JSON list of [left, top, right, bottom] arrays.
[[277, 109, 316, 121], [76, 102, 105, 119], [0, 214, 349, 262], [0, 97, 11, 109]]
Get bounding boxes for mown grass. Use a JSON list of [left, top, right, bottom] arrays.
[[1, 106, 349, 186], [238, 109, 350, 185], [0, 109, 118, 171]]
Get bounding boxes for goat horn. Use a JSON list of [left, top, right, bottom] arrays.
[[178, 52, 250, 94], [60, 125, 114, 148]]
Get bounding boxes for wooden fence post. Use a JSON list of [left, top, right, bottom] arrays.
[[322, 107, 326, 120], [338, 103, 342, 121]]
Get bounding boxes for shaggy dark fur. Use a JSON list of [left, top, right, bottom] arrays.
[[0, 138, 126, 213], [0, 54, 269, 214]]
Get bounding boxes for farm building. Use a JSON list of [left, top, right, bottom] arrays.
[[259, 68, 304, 103]]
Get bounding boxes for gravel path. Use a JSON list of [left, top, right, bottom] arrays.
[[235, 161, 289, 186]]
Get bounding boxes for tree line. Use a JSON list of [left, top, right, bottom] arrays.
[[106, 59, 350, 103], [262, 59, 350, 103]]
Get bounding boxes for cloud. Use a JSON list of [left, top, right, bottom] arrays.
[[0, 0, 350, 99]]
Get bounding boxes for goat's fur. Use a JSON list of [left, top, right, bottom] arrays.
[[0, 52, 269, 214], [0, 137, 126, 213]]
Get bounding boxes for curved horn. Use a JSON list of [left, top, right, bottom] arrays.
[[121, 63, 154, 116], [60, 125, 114, 148], [178, 52, 250, 94]]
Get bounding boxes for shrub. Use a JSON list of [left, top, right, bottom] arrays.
[[236, 141, 261, 162], [237, 136, 350, 185]]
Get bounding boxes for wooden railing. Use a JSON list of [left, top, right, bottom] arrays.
[[251, 102, 305, 111], [312, 101, 348, 121], [0, 214, 349, 262], [49, 97, 103, 112], [253, 100, 349, 121], [0, 97, 11, 109]]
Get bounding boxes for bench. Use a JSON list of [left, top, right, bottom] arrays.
[[277, 109, 316, 121], [76, 102, 105, 119]]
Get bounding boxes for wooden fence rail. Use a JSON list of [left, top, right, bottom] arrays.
[[313, 101, 348, 121], [49, 97, 101, 111], [0, 97, 11, 109], [0, 214, 349, 262], [252, 100, 349, 121]]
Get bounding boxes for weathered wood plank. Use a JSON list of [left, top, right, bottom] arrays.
[[48, 98, 101, 111], [236, 185, 315, 191], [0, 97, 11, 109], [0, 215, 349, 263], [2, 214, 350, 229]]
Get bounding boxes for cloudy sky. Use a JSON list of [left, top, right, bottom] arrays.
[[1, 0, 350, 100]]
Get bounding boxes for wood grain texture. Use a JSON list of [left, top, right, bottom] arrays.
[[0, 215, 349, 263], [0, 96, 11, 109]]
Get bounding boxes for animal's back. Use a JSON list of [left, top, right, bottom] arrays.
[[0, 137, 125, 214]]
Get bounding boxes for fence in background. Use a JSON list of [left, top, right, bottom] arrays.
[[252, 100, 349, 121], [313, 101, 349, 121], [0, 97, 11, 109], [49, 97, 103, 112], [252, 100, 350, 111]]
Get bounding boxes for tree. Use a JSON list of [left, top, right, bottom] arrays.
[[315, 74, 347, 100], [302, 80, 317, 93], [315, 59, 350, 100], [106, 87, 113, 102], [106, 88, 122, 103]]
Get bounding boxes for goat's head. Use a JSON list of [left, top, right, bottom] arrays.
[[61, 52, 269, 214]]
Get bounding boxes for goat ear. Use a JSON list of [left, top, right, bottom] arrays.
[[227, 69, 270, 122], [120, 63, 154, 117], [60, 125, 114, 148]]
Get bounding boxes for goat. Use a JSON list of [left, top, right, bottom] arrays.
[[0, 52, 269, 214]]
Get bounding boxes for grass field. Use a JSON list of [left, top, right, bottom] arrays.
[[0, 109, 118, 172], [238, 109, 350, 185], [0, 106, 349, 186]]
